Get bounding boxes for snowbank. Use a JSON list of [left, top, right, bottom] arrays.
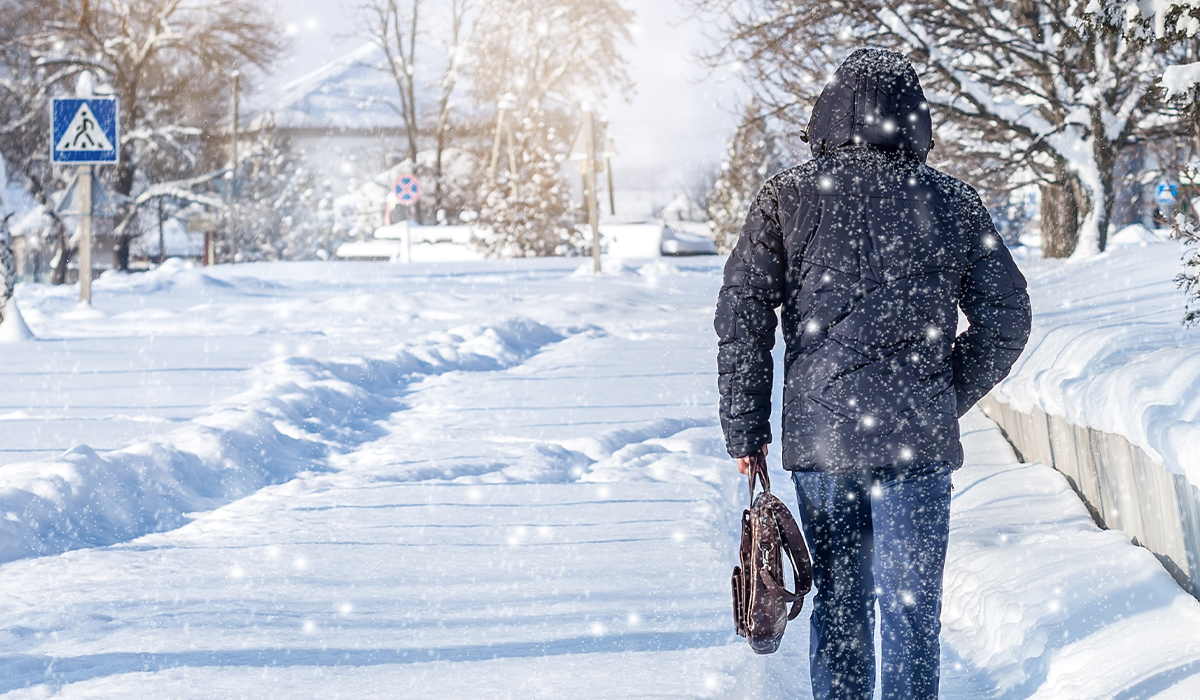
[[600, 222, 717, 259], [996, 239, 1200, 486], [336, 223, 486, 262], [1108, 223, 1168, 248], [942, 411, 1200, 698], [0, 298, 33, 343], [0, 317, 562, 563]]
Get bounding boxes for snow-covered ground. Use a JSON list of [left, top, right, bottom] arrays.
[[2, 253, 1200, 697]]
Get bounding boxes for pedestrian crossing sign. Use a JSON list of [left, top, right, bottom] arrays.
[[51, 97, 120, 165]]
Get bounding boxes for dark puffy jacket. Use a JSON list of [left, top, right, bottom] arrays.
[[715, 48, 1031, 473]]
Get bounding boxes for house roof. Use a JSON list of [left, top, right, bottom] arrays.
[[251, 43, 408, 132]]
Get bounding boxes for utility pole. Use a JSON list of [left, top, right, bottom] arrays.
[[221, 69, 240, 266], [602, 118, 616, 216], [569, 106, 617, 274], [489, 93, 517, 179], [578, 109, 604, 273], [210, 70, 239, 266]]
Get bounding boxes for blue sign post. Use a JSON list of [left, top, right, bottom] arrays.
[[50, 96, 119, 304], [391, 174, 422, 264]]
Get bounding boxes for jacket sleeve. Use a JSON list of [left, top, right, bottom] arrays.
[[715, 184, 788, 458], [952, 197, 1032, 417]]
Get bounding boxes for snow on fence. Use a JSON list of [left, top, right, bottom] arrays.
[[979, 394, 1200, 598]]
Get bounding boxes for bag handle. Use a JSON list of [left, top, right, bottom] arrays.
[[746, 449, 769, 498]]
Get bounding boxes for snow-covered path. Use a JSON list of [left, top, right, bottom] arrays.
[[0, 259, 759, 697], [4, 258, 1200, 698]]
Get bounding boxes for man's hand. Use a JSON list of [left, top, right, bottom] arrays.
[[736, 445, 768, 475]]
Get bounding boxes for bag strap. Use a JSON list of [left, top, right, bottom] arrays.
[[739, 509, 752, 563], [768, 495, 813, 620], [746, 450, 770, 498], [752, 494, 813, 620]]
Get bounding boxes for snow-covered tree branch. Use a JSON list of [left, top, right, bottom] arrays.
[[708, 99, 784, 253], [691, 0, 1176, 258], [361, 0, 422, 166]]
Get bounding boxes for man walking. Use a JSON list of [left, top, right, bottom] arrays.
[[715, 48, 1031, 699]]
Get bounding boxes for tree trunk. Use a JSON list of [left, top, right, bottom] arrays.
[[52, 219, 71, 285], [112, 156, 136, 272], [1041, 162, 1081, 258], [433, 124, 446, 219], [114, 230, 131, 271], [1091, 109, 1116, 254]]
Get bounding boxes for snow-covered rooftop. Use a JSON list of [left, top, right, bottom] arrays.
[[252, 42, 407, 132]]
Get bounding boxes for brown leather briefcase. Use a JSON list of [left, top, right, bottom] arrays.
[[732, 452, 812, 654]]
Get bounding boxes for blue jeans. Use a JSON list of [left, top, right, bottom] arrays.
[[791, 462, 953, 700]]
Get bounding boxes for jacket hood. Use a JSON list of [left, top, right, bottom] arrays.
[[808, 48, 933, 162]]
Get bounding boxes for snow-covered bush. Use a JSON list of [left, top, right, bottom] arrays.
[[221, 122, 335, 262], [669, 168, 718, 223], [469, 0, 633, 257], [477, 108, 582, 257], [708, 100, 786, 254], [432, 148, 485, 225], [1173, 172, 1200, 325]]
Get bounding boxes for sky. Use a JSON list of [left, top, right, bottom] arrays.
[[263, 0, 745, 210]]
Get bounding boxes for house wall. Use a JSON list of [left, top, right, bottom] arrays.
[[283, 129, 410, 188]]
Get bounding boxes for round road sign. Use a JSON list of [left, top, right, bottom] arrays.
[[393, 174, 422, 205]]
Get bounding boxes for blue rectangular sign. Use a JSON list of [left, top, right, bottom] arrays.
[[50, 97, 120, 165]]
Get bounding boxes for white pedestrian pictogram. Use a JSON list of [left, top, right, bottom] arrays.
[[55, 103, 113, 152]]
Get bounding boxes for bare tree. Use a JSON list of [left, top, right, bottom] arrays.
[[470, 0, 634, 110], [690, 0, 1174, 258], [31, 0, 284, 270], [363, 0, 422, 166], [0, 0, 76, 282], [431, 0, 474, 218], [470, 0, 634, 256]]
